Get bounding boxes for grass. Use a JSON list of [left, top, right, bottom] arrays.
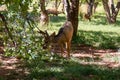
[[25, 57, 120, 80], [76, 17, 120, 49]]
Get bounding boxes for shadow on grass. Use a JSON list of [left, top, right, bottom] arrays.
[[49, 16, 66, 28], [25, 57, 120, 80], [92, 15, 107, 25], [91, 14, 120, 26], [50, 16, 66, 23], [0, 57, 27, 80], [73, 30, 120, 49]]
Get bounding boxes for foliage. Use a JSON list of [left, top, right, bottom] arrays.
[[0, 0, 46, 60]]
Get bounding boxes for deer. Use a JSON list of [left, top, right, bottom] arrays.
[[38, 21, 73, 57], [46, 9, 63, 16]]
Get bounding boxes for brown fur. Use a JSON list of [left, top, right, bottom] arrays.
[[38, 21, 73, 57], [84, 14, 91, 21], [46, 9, 63, 16]]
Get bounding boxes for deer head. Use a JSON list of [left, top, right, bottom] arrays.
[[38, 30, 56, 49]]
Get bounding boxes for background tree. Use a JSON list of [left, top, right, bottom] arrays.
[[0, 0, 43, 59], [79, 0, 99, 21], [85, 0, 95, 21], [102, 0, 120, 23], [40, 0, 49, 26]]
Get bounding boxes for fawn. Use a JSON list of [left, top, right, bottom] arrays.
[[38, 21, 73, 57]]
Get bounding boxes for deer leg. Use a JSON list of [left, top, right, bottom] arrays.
[[66, 42, 71, 58], [60, 43, 64, 57]]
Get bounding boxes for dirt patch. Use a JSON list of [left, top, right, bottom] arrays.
[[53, 44, 120, 68], [0, 56, 28, 80], [71, 44, 120, 68]]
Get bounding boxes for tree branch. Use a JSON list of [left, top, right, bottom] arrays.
[[63, 0, 70, 20]]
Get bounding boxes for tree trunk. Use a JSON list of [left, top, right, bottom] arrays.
[[63, 0, 70, 20], [63, 0, 79, 36], [86, 0, 94, 16], [55, 0, 58, 10], [84, 0, 94, 21], [102, 0, 120, 23], [70, 0, 79, 36], [109, 0, 115, 14], [93, 2, 99, 13], [102, 0, 112, 23], [40, 0, 49, 26], [111, 0, 120, 23]]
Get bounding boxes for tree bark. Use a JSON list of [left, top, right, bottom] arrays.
[[102, 0, 120, 23], [63, 0, 79, 36], [85, 0, 95, 21], [87, 0, 94, 16], [70, 0, 79, 36], [63, 0, 70, 20], [111, 0, 120, 23], [55, 0, 58, 10], [93, 2, 99, 13], [102, 0, 112, 23], [40, 0, 49, 26]]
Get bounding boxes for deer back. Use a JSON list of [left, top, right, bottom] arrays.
[[54, 21, 73, 44]]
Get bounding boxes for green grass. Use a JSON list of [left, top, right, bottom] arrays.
[[25, 57, 120, 80], [75, 20, 120, 49]]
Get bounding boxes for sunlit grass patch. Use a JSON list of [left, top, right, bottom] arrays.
[[72, 18, 120, 49]]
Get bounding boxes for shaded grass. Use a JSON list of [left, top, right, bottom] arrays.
[[25, 57, 120, 80], [73, 30, 120, 49]]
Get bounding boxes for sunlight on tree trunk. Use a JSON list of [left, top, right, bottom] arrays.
[[40, 0, 49, 26]]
